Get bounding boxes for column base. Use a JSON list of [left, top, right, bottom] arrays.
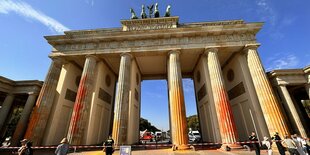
[[220, 144, 243, 151], [172, 144, 191, 151]]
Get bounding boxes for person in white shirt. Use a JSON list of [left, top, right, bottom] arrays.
[[262, 136, 272, 155]]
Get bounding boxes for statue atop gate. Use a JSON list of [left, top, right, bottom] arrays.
[[130, 3, 171, 19]]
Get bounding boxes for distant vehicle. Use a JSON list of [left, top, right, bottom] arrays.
[[188, 130, 201, 142], [154, 131, 162, 141], [140, 130, 154, 141]]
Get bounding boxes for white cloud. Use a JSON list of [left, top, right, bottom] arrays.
[[265, 53, 299, 71], [256, 0, 277, 26], [0, 0, 69, 33]]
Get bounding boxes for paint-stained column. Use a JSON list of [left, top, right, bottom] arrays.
[[24, 58, 62, 146], [244, 44, 289, 137], [206, 47, 240, 148], [167, 50, 189, 150], [11, 92, 38, 145], [278, 85, 307, 138], [112, 53, 132, 146], [0, 94, 15, 131], [67, 55, 97, 145]]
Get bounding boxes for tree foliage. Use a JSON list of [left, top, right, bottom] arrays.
[[187, 115, 200, 131], [139, 117, 160, 132]]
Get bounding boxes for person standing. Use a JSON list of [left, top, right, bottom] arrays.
[[103, 135, 114, 155], [262, 136, 273, 155], [300, 137, 309, 155], [282, 135, 299, 155], [55, 138, 70, 155], [24, 141, 33, 155], [249, 132, 260, 155], [16, 139, 32, 155], [272, 132, 286, 155], [292, 134, 305, 155]]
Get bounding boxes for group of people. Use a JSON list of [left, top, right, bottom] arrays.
[[249, 131, 310, 155], [14, 136, 114, 155], [14, 137, 69, 155]]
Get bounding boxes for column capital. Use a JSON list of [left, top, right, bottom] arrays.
[[120, 52, 133, 59], [6, 93, 15, 97], [278, 83, 288, 87], [243, 43, 261, 51], [168, 48, 181, 56], [204, 46, 219, 55], [49, 56, 67, 65], [85, 55, 99, 61], [28, 92, 39, 96]]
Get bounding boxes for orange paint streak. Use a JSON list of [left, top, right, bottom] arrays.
[[24, 84, 45, 140], [24, 108, 38, 139], [217, 88, 238, 144], [68, 75, 87, 136]]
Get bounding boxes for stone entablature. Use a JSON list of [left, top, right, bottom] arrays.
[[179, 20, 244, 27], [45, 19, 262, 54], [121, 16, 178, 31], [0, 76, 43, 94], [268, 68, 308, 85], [49, 33, 257, 54]]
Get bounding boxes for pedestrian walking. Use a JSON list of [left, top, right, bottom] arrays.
[[55, 138, 69, 155], [249, 131, 260, 155], [103, 135, 114, 155], [262, 136, 272, 155], [272, 132, 286, 155], [282, 135, 299, 155]]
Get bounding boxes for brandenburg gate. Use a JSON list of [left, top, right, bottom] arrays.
[[23, 16, 308, 149]]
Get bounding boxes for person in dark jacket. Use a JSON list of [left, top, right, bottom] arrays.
[[103, 136, 114, 155], [249, 132, 260, 155], [272, 132, 286, 155], [24, 141, 33, 155]]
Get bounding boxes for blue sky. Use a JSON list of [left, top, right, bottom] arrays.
[[1, 0, 309, 131]]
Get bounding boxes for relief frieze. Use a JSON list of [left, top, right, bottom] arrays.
[[53, 33, 255, 52]]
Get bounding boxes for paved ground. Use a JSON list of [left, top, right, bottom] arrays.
[[69, 149, 288, 155]]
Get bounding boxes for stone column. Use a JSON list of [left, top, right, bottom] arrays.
[[167, 50, 189, 150], [24, 58, 62, 146], [306, 84, 310, 99], [278, 85, 307, 138], [206, 47, 240, 148], [112, 53, 132, 146], [0, 94, 15, 131], [305, 67, 310, 99], [67, 55, 97, 145], [11, 92, 38, 146], [244, 44, 289, 137]]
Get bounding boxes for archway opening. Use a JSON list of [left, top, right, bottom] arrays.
[[140, 80, 169, 143], [183, 78, 200, 143], [140, 78, 199, 144]]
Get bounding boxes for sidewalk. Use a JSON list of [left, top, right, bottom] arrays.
[[69, 149, 287, 155]]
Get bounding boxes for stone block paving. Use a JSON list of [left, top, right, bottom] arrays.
[[69, 149, 288, 155]]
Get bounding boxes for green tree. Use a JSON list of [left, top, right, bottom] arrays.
[[139, 117, 160, 133], [187, 115, 200, 131]]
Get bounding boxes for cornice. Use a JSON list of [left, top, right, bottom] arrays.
[[303, 65, 310, 73], [44, 20, 263, 45], [268, 69, 305, 77]]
